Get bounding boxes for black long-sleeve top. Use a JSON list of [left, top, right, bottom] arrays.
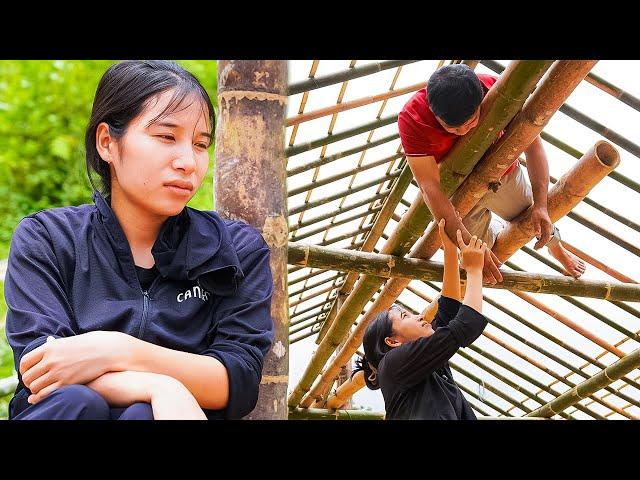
[[378, 296, 488, 420]]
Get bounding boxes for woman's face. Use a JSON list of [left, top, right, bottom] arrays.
[[385, 306, 434, 347], [105, 89, 212, 217]]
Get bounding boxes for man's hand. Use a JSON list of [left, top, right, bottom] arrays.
[[531, 205, 553, 249], [482, 248, 503, 285], [20, 331, 132, 403]]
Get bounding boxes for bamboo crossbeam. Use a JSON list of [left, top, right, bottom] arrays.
[[288, 62, 558, 408], [288, 406, 385, 420], [290, 328, 321, 345], [287, 61, 318, 148], [286, 115, 398, 157], [290, 317, 329, 336], [290, 307, 330, 326], [289, 268, 339, 287], [288, 243, 640, 302], [288, 60, 418, 95], [289, 173, 399, 215], [585, 71, 640, 112], [492, 141, 620, 260], [287, 82, 427, 127], [289, 273, 342, 299], [456, 381, 513, 417], [527, 347, 640, 418], [566, 210, 640, 257], [287, 134, 399, 177]]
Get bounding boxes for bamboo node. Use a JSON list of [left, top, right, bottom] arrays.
[[262, 215, 288, 248], [219, 90, 287, 106]]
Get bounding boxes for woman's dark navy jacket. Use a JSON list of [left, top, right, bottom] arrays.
[[5, 191, 274, 419]]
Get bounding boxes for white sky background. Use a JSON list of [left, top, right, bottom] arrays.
[[285, 60, 640, 418]]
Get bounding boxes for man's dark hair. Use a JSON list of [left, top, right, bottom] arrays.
[[85, 60, 215, 195], [427, 64, 484, 127]]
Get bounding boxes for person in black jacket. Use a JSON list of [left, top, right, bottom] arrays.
[[354, 217, 488, 419], [5, 61, 274, 420]]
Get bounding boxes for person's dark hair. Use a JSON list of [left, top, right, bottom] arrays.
[[352, 309, 395, 390], [427, 64, 484, 127], [85, 60, 216, 195]]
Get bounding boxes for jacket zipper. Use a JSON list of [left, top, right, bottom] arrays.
[[137, 276, 162, 339]]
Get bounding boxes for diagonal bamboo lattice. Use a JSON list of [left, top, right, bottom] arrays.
[[285, 60, 640, 420]]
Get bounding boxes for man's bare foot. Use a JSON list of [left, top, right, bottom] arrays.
[[548, 243, 586, 278]]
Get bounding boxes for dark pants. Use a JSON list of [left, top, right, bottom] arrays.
[[10, 385, 154, 420]]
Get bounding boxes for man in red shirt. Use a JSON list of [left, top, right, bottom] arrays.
[[398, 64, 586, 283]]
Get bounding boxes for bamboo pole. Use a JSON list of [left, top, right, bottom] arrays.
[[585, 71, 640, 112], [287, 82, 427, 127], [527, 347, 640, 418], [288, 406, 385, 420], [492, 141, 620, 260], [289, 61, 555, 408], [288, 154, 402, 197], [292, 206, 382, 242], [290, 192, 387, 232], [215, 60, 288, 419], [287, 134, 399, 177], [288, 243, 640, 302], [286, 115, 398, 157], [289, 172, 399, 215], [288, 60, 418, 95]]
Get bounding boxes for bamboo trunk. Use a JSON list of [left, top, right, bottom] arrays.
[[289, 61, 552, 408], [215, 60, 288, 419], [288, 243, 640, 302], [492, 141, 620, 261], [526, 347, 640, 418]]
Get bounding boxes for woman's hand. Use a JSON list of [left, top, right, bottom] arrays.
[[456, 230, 487, 274], [20, 331, 132, 402], [86, 370, 206, 419]]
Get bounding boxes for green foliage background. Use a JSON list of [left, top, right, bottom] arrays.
[[0, 60, 218, 419]]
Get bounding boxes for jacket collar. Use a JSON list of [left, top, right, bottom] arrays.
[[92, 191, 244, 296]]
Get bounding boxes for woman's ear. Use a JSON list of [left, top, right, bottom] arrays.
[[384, 336, 401, 348], [96, 122, 116, 164]]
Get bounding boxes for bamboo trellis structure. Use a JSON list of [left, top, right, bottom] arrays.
[[285, 60, 640, 420]]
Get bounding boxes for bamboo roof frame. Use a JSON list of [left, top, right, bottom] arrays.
[[285, 60, 640, 420]]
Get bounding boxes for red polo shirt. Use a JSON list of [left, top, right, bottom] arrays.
[[398, 73, 517, 176]]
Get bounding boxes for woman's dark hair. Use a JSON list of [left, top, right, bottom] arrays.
[[352, 309, 395, 390], [85, 60, 216, 195], [427, 64, 483, 127]]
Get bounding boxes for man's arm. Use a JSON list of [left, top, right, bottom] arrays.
[[406, 155, 503, 283], [523, 135, 553, 249]]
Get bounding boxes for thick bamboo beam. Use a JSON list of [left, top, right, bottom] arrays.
[[288, 60, 417, 95], [289, 61, 554, 408], [216, 61, 288, 419], [493, 141, 620, 260], [288, 243, 640, 302], [288, 407, 385, 420], [527, 348, 640, 418]]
